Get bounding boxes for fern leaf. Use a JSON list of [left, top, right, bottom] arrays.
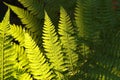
[[18, 73, 33, 80], [74, 0, 84, 37], [12, 43, 30, 79], [0, 8, 16, 80], [18, 0, 44, 19], [4, 3, 41, 35], [93, 29, 120, 80], [74, 0, 91, 59], [75, 0, 100, 38], [84, 1, 118, 79], [43, 11, 66, 79], [58, 7, 78, 75], [8, 24, 25, 46], [24, 33, 54, 80], [95, 0, 114, 29]]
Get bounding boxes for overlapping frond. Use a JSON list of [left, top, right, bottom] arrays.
[[18, 73, 33, 80], [58, 7, 78, 76], [43, 11, 66, 79], [12, 43, 30, 79], [4, 3, 41, 35], [75, 0, 99, 38], [24, 33, 54, 80], [77, 1, 119, 80], [95, 0, 114, 29], [0, 0, 119, 80], [18, 0, 44, 19], [0, 9, 16, 80], [8, 24, 25, 46], [92, 29, 120, 80], [74, 0, 91, 59], [74, 0, 119, 80], [74, 0, 84, 37]]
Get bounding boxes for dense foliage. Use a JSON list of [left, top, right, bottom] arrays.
[[0, 0, 120, 80]]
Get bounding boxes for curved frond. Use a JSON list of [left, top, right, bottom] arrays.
[[92, 29, 120, 80], [58, 7, 78, 76], [4, 3, 41, 35], [8, 24, 25, 46], [24, 33, 54, 80], [95, 0, 114, 29], [0, 8, 16, 80], [18, 73, 33, 80], [75, 0, 99, 38], [18, 0, 44, 19], [12, 43, 30, 79], [74, 0, 92, 62], [43, 11, 66, 79], [74, 0, 84, 37]]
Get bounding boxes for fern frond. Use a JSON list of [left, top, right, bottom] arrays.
[[24, 33, 54, 80], [4, 3, 41, 35], [43, 11, 66, 79], [74, 0, 119, 79], [8, 24, 25, 46], [83, 1, 119, 79], [18, 73, 33, 80], [75, 0, 100, 38], [25, 29, 42, 48], [93, 29, 120, 80], [18, 0, 44, 19], [94, 0, 114, 30], [74, 0, 92, 61], [58, 7, 78, 76], [74, 0, 84, 37], [12, 43, 30, 79], [0, 8, 16, 80]]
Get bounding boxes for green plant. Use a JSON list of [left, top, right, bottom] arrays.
[[0, 0, 120, 80]]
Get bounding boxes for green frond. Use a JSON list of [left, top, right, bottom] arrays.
[[94, 0, 114, 30], [75, 0, 100, 38], [18, 0, 44, 19], [58, 7, 78, 76], [8, 24, 25, 46], [43, 11, 66, 79], [93, 29, 120, 79], [18, 73, 33, 80], [24, 33, 54, 80], [0, 8, 16, 80], [74, 1, 114, 79], [4, 3, 41, 35], [80, 29, 120, 80], [74, 0, 84, 37], [74, 0, 92, 59], [12, 43, 29, 79], [1, 0, 119, 80], [25, 29, 42, 48]]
